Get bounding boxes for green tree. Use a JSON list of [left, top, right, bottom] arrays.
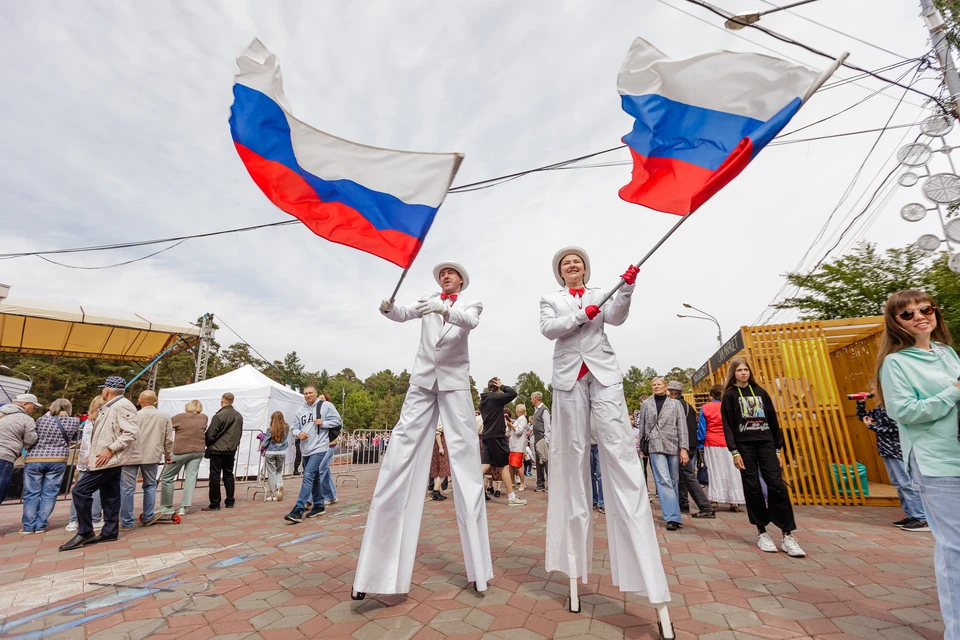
[[343, 388, 374, 430], [641, 367, 659, 380], [774, 242, 928, 319], [280, 351, 307, 391], [924, 250, 960, 338], [515, 371, 551, 411], [623, 365, 652, 412]]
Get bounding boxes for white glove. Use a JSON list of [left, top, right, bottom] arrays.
[[415, 298, 449, 318], [379, 299, 394, 314]]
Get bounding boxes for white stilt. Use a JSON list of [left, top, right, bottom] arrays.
[[657, 603, 675, 639], [568, 578, 580, 613]]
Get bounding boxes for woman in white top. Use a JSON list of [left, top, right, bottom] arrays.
[[508, 405, 530, 491]]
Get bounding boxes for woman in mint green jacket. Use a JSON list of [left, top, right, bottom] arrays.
[[877, 289, 960, 640]]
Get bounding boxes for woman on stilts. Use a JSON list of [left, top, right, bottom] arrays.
[[539, 246, 674, 638]]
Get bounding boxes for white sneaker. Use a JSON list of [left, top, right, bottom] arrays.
[[265, 496, 275, 502], [65, 521, 78, 532], [507, 497, 527, 507], [177, 507, 187, 516], [93, 521, 104, 530], [781, 534, 806, 557], [757, 532, 778, 553]]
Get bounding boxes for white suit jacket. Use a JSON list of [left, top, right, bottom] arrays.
[[385, 291, 482, 391], [540, 283, 635, 392]]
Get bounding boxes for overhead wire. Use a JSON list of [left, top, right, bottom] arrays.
[[215, 315, 293, 387], [678, 0, 945, 110], [34, 239, 188, 270], [756, 0, 913, 61], [753, 67, 925, 325]]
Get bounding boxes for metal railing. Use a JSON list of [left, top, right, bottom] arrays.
[[332, 429, 394, 488]]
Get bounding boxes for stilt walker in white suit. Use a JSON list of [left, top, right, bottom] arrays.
[[540, 247, 675, 639], [352, 262, 493, 599]]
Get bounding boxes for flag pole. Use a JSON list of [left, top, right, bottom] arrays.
[[596, 212, 692, 308], [388, 268, 410, 304], [597, 52, 848, 309]]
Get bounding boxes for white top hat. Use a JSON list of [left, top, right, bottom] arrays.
[[433, 261, 469, 291], [551, 246, 591, 286]]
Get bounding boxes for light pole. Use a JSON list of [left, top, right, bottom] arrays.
[[679, 302, 723, 348], [723, 0, 821, 30]]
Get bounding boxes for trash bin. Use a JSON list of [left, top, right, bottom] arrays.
[[831, 462, 869, 496]]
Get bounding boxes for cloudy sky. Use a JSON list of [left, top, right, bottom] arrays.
[[0, 1, 940, 386]]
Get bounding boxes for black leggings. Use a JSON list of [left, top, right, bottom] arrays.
[[738, 441, 796, 533]]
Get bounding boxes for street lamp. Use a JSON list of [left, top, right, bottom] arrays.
[[724, 0, 821, 30], [679, 302, 723, 348]]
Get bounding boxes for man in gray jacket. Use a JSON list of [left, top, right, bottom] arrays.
[[61, 377, 140, 551], [667, 381, 714, 520], [636, 378, 689, 531], [0, 393, 41, 504], [120, 390, 173, 529]]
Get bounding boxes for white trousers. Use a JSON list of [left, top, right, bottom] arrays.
[[547, 373, 671, 602], [354, 383, 493, 594]]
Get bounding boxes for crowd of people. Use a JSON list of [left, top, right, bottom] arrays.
[[0, 279, 957, 636]]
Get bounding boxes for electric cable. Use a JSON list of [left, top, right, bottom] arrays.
[[215, 314, 293, 387], [757, 0, 913, 61], [34, 240, 188, 270]]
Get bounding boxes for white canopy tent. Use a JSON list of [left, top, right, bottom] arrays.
[[157, 365, 303, 479]]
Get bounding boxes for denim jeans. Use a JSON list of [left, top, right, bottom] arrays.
[[294, 452, 323, 512], [589, 444, 604, 508], [121, 463, 159, 527], [883, 456, 926, 521], [650, 452, 681, 524], [69, 471, 102, 524], [909, 452, 960, 640], [0, 459, 13, 504], [318, 445, 337, 503], [22, 462, 66, 532]]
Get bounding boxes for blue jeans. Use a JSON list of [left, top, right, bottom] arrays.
[[121, 464, 159, 527], [69, 471, 102, 524], [910, 452, 960, 640], [318, 446, 337, 503], [22, 462, 66, 532], [650, 452, 681, 524], [0, 459, 14, 504], [294, 452, 323, 512], [884, 456, 926, 521], [590, 444, 604, 508]]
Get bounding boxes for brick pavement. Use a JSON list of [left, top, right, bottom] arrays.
[[0, 466, 945, 639]]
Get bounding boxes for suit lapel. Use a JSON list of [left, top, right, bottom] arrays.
[[437, 297, 459, 341], [561, 289, 579, 313]]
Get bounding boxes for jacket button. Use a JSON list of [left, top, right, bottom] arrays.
[[436, 364, 440, 368], [436, 346, 440, 351]]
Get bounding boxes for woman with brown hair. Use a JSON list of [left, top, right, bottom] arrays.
[[429, 420, 450, 501], [720, 357, 805, 557], [158, 399, 208, 516], [876, 289, 960, 639], [262, 411, 289, 501]]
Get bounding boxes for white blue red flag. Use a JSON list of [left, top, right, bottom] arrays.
[[617, 38, 823, 215], [229, 40, 463, 268]]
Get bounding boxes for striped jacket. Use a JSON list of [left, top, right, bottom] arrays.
[[636, 395, 689, 455]]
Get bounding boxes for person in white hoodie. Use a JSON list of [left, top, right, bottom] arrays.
[[283, 386, 341, 523]]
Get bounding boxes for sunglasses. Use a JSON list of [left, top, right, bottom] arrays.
[[898, 305, 937, 321]]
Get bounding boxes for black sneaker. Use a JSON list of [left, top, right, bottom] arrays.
[[597, 506, 605, 514], [680, 507, 691, 514], [487, 487, 494, 495], [305, 505, 326, 518], [692, 511, 716, 519], [441, 478, 449, 491], [892, 517, 914, 527], [485, 493, 491, 502], [284, 509, 304, 523], [666, 521, 680, 531], [899, 519, 931, 532]]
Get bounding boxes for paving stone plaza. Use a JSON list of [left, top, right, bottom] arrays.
[[0, 466, 945, 640]]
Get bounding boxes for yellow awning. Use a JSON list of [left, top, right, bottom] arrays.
[[0, 298, 201, 362]]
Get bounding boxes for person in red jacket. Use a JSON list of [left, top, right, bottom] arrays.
[[697, 384, 745, 511]]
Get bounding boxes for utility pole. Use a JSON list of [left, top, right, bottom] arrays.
[[194, 313, 216, 383], [921, 0, 960, 115]]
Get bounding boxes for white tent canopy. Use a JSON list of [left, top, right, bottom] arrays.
[[157, 365, 303, 479]]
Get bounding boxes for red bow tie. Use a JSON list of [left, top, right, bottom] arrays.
[[569, 287, 585, 297], [440, 293, 458, 301]]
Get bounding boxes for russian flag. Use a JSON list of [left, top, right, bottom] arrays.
[[617, 38, 822, 215], [229, 40, 463, 268]]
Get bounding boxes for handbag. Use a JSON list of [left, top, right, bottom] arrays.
[[697, 450, 709, 485]]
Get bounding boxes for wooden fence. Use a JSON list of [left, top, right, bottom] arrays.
[[692, 317, 888, 507]]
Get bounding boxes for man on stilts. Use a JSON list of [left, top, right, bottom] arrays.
[[353, 262, 493, 598], [540, 246, 675, 638]]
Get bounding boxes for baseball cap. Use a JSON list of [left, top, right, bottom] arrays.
[[99, 376, 127, 389], [14, 393, 41, 405]]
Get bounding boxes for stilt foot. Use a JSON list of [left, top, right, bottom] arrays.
[[351, 589, 366, 601]]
